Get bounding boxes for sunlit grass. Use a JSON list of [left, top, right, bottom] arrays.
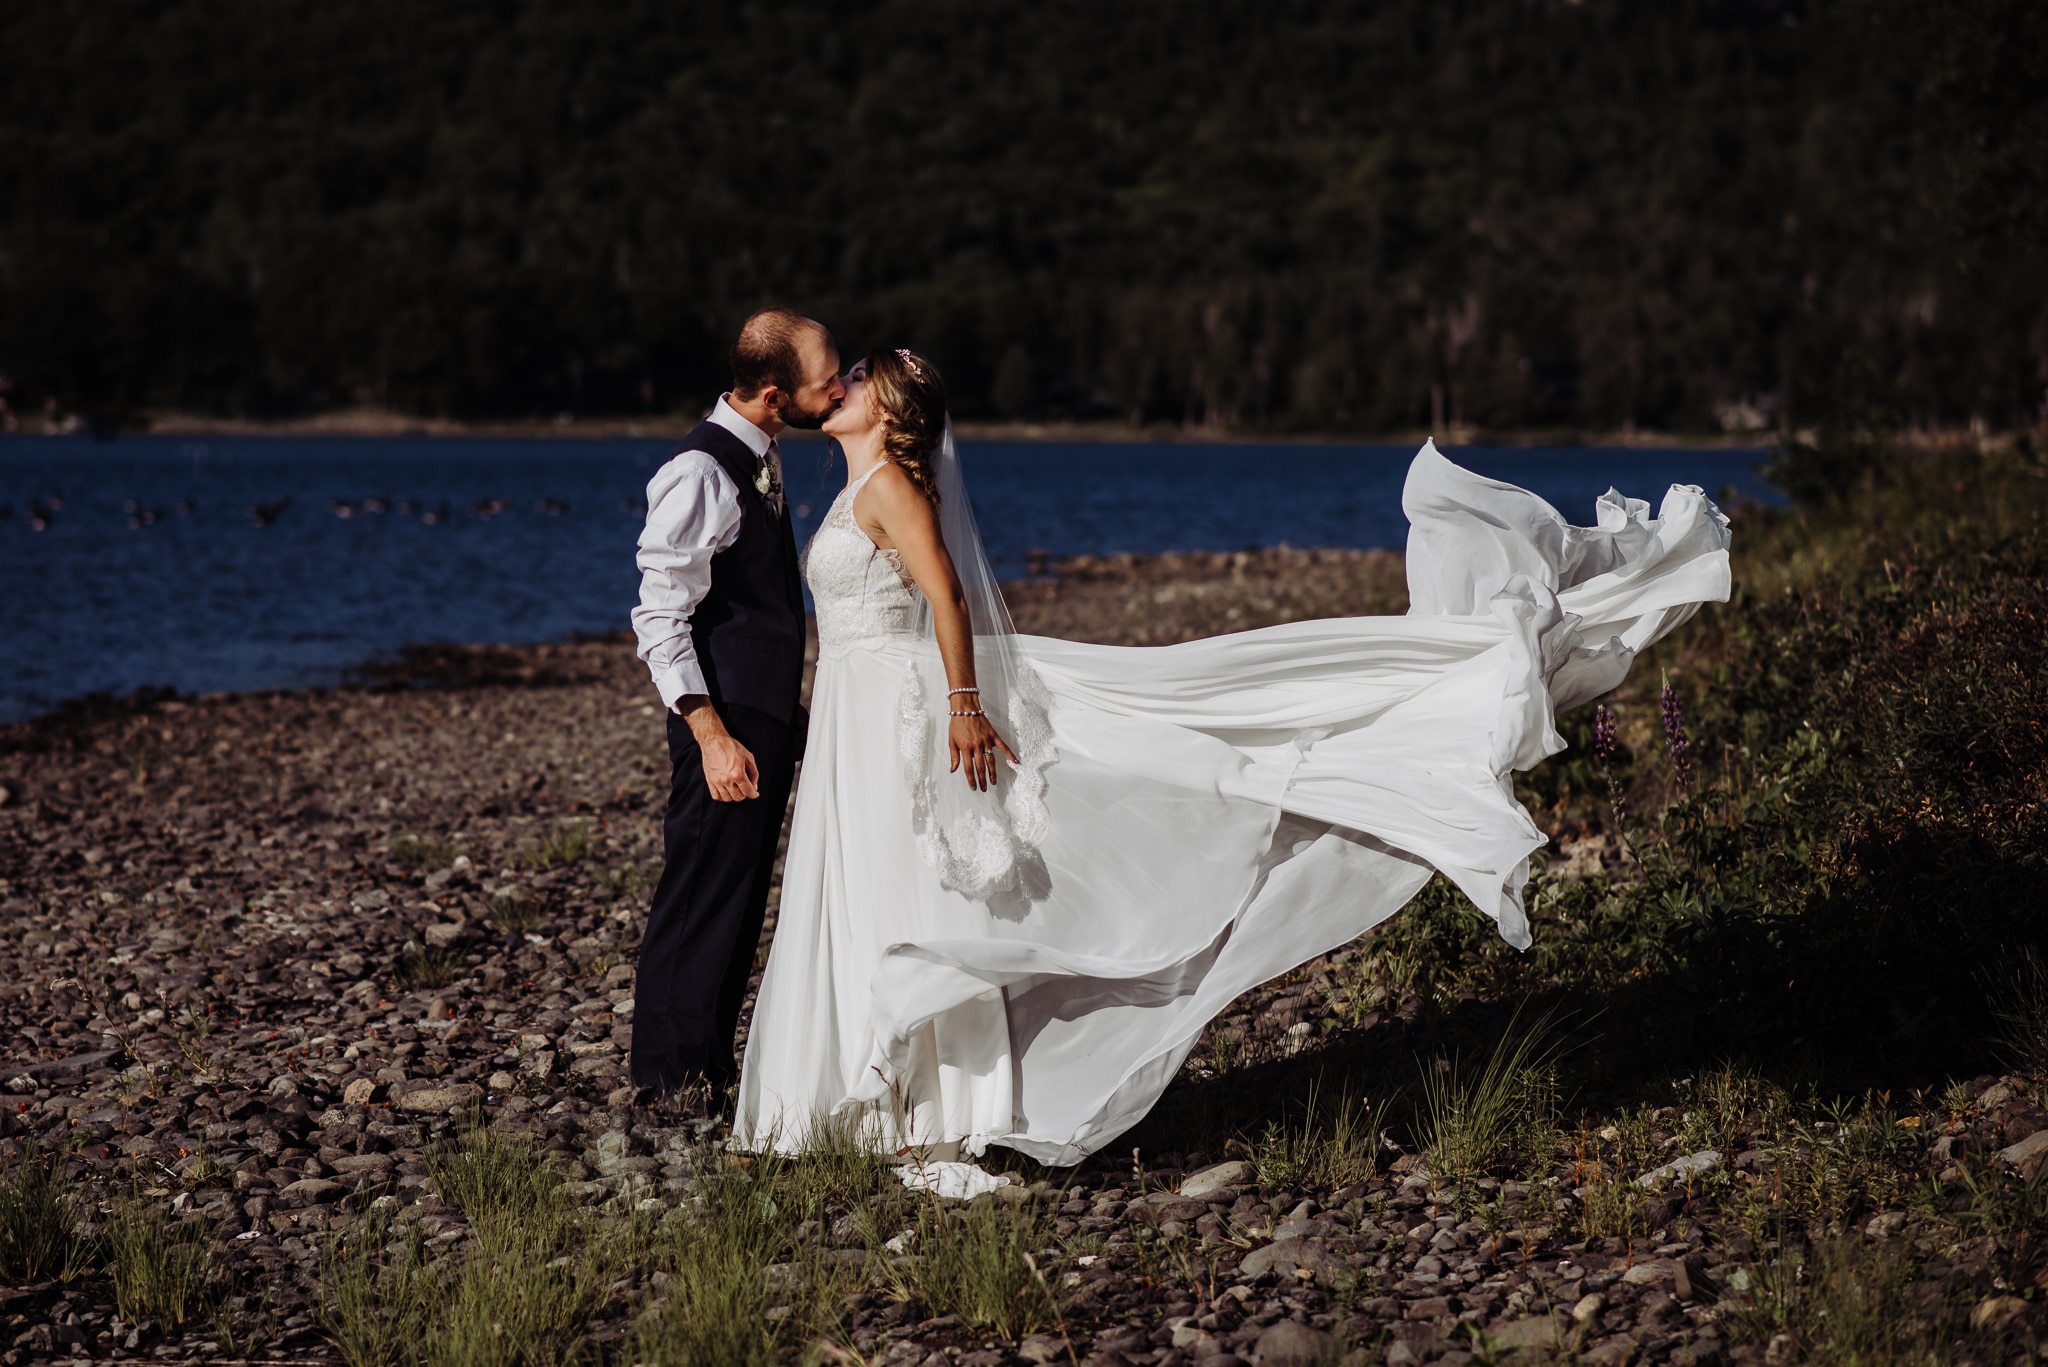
[[108, 1198, 217, 1329], [1419, 1006, 1564, 1187]]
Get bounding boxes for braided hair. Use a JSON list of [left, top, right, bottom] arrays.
[[864, 347, 949, 506]]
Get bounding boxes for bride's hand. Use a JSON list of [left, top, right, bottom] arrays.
[[949, 713, 1020, 792]]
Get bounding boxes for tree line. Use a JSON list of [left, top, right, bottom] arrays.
[[0, 0, 2042, 433]]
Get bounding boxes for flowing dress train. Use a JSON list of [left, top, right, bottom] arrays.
[[733, 442, 1731, 1165]]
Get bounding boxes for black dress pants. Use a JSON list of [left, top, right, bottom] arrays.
[[630, 701, 797, 1092]]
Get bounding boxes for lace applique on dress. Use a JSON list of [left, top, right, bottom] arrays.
[[803, 460, 1058, 906], [803, 465, 921, 656]]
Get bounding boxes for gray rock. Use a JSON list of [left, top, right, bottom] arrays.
[[1998, 1128, 2048, 1177], [281, 1177, 347, 1202], [1635, 1149, 1721, 1188], [1252, 1320, 1331, 1366], [395, 1083, 483, 1114], [1180, 1160, 1253, 1200], [331, 1153, 394, 1175], [1481, 1315, 1565, 1350], [1017, 1334, 1066, 1364], [1274, 1216, 1337, 1241], [423, 919, 467, 948], [1240, 1237, 1335, 1278], [1621, 1260, 1676, 1287]]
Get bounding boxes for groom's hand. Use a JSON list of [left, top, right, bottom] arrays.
[[679, 697, 761, 802]]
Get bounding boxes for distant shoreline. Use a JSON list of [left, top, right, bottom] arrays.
[[6, 407, 1779, 450]]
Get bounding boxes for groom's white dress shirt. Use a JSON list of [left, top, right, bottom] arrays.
[[632, 396, 778, 713]]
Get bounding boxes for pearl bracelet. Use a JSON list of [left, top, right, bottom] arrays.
[[949, 707, 985, 718]]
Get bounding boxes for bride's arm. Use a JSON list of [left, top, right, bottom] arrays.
[[858, 463, 1021, 792]]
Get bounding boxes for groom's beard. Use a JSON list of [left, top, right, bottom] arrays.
[[776, 394, 838, 431]]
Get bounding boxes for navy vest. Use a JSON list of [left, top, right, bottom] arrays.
[[682, 419, 806, 723]]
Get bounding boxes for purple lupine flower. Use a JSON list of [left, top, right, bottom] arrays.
[[1593, 705, 1617, 768], [1660, 679, 1695, 790]]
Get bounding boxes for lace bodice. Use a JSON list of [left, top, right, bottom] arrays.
[[802, 464, 923, 655]]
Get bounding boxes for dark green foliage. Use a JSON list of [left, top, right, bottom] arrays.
[[1363, 435, 2048, 1092], [0, 1, 2041, 429]]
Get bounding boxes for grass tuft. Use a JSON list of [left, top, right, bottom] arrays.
[[1986, 949, 2048, 1079], [518, 820, 592, 870], [108, 1199, 217, 1328], [1418, 1007, 1564, 1187], [596, 862, 655, 900], [391, 834, 460, 870], [393, 942, 463, 990], [1719, 1236, 1998, 1363], [1251, 1081, 1387, 1193], [892, 1193, 1060, 1341], [488, 889, 547, 934], [322, 1211, 430, 1367], [324, 1125, 613, 1367], [639, 1135, 883, 1367], [0, 1147, 92, 1283]]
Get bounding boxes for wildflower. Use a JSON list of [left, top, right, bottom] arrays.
[[1590, 702, 1636, 867], [1660, 676, 1695, 790]]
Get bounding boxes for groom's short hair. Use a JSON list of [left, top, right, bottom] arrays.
[[732, 308, 833, 401]]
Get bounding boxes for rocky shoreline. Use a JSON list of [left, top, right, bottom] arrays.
[[2, 549, 2042, 1364]]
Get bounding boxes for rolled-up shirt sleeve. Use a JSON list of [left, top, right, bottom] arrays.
[[632, 451, 743, 712]]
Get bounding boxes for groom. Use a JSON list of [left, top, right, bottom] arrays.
[[629, 308, 845, 1102]]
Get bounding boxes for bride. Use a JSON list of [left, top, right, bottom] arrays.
[[732, 347, 1730, 1171]]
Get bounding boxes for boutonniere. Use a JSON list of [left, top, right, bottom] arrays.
[[754, 464, 774, 496]]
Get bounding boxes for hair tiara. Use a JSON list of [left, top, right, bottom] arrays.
[[896, 347, 925, 380]]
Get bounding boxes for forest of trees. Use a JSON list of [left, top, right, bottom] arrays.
[[1, 0, 2043, 433]]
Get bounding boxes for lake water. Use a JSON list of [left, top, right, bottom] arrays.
[[0, 434, 1774, 723]]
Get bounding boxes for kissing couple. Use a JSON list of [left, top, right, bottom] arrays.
[[626, 308, 1731, 1192]]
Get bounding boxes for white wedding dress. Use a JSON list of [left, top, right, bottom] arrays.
[[733, 441, 1730, 1167]]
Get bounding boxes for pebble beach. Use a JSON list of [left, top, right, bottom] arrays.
[[1, 547, 2039, 1364]]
